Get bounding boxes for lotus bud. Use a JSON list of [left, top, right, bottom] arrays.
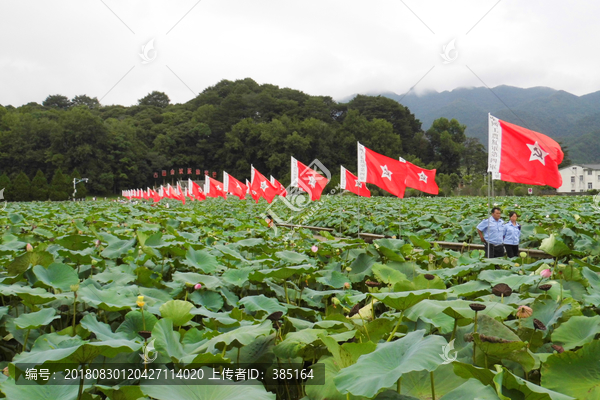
[[194, 283, 202, 290], [91, 259, 98, 265], [70, 283, 79, 292], [540, 269, 552, 278], [26, 243, 33, 252], [568, 260, 575, 266], [343, 282, 351, 289], [520, 252, 527, 258], [443, 257, 450, 264], [516, 305, 533, 319], [345, 267, 352, 272], [311, 245, 318, 253], [331, 297, 341, 306]]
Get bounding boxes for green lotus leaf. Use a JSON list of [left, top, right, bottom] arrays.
[[100, 238, 136, 259], [140, 367, 276, 399], [182, 247, 219, 273], [0, 376, 86, 400], [159, 300, 194, 327], [371, 289, 447, 311], [14, 308, 59, 330], [193, 321, 273, 354], [540, 234, 570, 258], [238, 294, 286, 316], [8, 251, 54, 276], [32, 263, 79, 292], [189, 290, 224, 312], [116, 310, 159, 339], [551, 315, 600, 351], [80, 314, 129, 341], [439, 378, 501, 400], [152, 317, 185, 362], [333, 330, 448, 398]]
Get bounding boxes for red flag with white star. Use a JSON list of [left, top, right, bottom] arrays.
[[399, 158, 439, 195], [250, 166, 278, 204], [291, 157, 329, 201], [340, 166, 371, 197], [357, 142, 407, 198], [223, 172, 247, 200], [488, 114, 563, 188], [204, 176, 227, 199], [188, 179, 206, 201], [270, 176, 287, 197]]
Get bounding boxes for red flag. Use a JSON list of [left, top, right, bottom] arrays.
[[246, 179, 250, 196], [291, 157, 329, 201], [340, 166, 371, 197], [270, 176, 287, 197], [176, 182, 186, 205], [488, 114, 563, 188], [250, 166, 278, 204], [399, 158, 439, 195], [357, 142, 407, 198], [188, 178, 206, 201], [148, 187, 160, 202], [204, 176, 227, 199], [223, 172, 247, 200]]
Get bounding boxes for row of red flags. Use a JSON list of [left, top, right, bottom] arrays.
[[122, 151, 440, 204], [123, 115, 564, 203]]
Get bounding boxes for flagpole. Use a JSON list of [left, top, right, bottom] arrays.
[[357, 192, 361, 238]]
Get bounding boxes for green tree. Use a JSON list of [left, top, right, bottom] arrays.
[[43, 94, 72, 110], [138, 91, 170, 108], [71, 95, 100, 109], [11, 171, 32, 201], [425, 118, 466, 175], [49, 168, 70, 201], [0, 173, 11, 201], [31, 170, 49, 201]]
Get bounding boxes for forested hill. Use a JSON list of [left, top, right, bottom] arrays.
[[0, 78, 487, 196], [346, 85, 600, 164]]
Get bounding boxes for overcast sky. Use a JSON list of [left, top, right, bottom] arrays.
[[1, 0, 599, 107]]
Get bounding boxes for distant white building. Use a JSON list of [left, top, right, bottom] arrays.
[[557, 164, 600, 193]]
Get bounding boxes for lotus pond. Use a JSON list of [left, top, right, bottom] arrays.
[[0, 195, 599, 400]]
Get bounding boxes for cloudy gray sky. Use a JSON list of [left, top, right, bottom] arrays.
[[1, 0, 598, 107]]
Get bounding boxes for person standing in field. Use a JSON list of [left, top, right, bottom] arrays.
[[503, 211, 521, 258], [477, 207, 505, 258]]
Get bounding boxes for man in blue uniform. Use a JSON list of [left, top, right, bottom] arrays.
[[476, 207, 505, 258]]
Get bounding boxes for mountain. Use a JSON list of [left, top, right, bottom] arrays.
[[342, 85, 600, 164]]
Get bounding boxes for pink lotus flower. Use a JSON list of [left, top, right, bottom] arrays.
[[311, 245, 318, 253], [194, 283, 202, 290], [540, 269, 552, 278], [26, 243, 33, 252]]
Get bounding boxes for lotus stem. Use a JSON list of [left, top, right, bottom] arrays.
[[527, 329, 535, 349], [141, 307, 146, 331], [451, 318, 458, 342], [77, 365, 86, 400], [397, 376, 402, 393], [22, 329, 30, 353], [284, 281, 290, 304], [71, 292, 78, 336], [472, 311, 478, 366], [386, 311, 404, 342], [430, 371, 436, 400]]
